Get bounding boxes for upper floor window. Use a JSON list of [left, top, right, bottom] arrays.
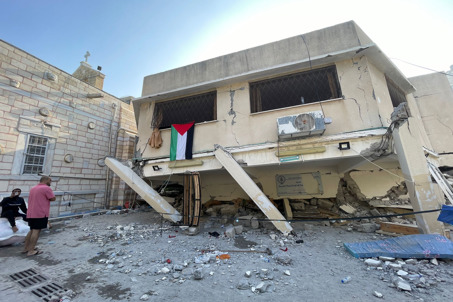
[[250, 66, 341, 113], [386, 77, 407, 107], [22, 135, 48, 174], [152, 91, 217, 129]]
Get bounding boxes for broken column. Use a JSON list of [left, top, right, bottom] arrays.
[[391, 103, 444, 234]]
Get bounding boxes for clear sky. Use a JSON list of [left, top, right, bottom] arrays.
[[1, 0, 452, 98]]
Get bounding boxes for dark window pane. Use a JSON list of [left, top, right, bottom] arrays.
[[153, 91, 217, 129], [250, 66, 341, 113]]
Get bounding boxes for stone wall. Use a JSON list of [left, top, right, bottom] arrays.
[[0, 40, 137, 216]]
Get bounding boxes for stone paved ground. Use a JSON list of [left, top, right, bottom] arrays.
[[1, 209, 452, 302]]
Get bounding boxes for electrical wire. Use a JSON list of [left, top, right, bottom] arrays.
[[390, 58, 451, 76]]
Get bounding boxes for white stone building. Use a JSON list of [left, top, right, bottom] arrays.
[[0, 40, 137, 217]]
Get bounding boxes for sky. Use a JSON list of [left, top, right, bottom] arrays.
[[1, 0, 453, 98]]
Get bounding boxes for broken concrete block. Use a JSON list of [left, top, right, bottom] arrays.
[[275, 252, 292, 265], [393, 277, 411, 291], [284, 270, 290, 276], [160, 267, 170, 274], [397, 270, 408, 277], [140, 294, 150, 301], [237, 215, 252, 227], [251, 217, 260, 229], [370, 208, 381, 217], [255, 282, 268, 293], [269, 234, 277, 240], [291, 202, 305, 211], [225, 225, 235, 238], [244, 271, 251, 278], [262, 221, 276, 230], [358, 223, 379, 233], [193, 268, 204, 280], [430, 258, 439, 266], [220, 205, 238, 216], [373, 291, 383, 298], [339, 204, 356, 214], [364, 259, 382, 267], [317, 199, 334, 210], [237, 278, 250, 290], [405, 259, 417, 265], [388, 263, 402, 270], [234, 225, 243, 235]]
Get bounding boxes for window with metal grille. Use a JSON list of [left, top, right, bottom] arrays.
[[386, 76, 407, 107], [250, 66, 341, 113], [152, 91, 217, 129], [22, 135, 48, 174]]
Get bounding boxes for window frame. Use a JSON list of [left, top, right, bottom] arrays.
[[21, 134, 49, 175], [152, 91, 217, 129], [249, 66, 342, 113]]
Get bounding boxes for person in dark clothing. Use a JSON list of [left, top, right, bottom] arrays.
[[1, 188, 27, 232]]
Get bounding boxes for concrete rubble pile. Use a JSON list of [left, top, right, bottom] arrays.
[[196, 174, 414, 235], [66, 210, 302, 299], [362, 256, 453, 297]]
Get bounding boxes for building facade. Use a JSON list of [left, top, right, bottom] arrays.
[[130, 21, 447, 234], [0, 40, 137, 217]]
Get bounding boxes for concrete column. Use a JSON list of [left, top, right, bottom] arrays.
[[214, 146, 293, 235], [392, 119, 445, 234]]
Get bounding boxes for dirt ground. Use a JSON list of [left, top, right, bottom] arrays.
[[1, 209, 452, 302]]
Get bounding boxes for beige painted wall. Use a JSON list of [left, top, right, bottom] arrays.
[[137, 58, 393, 161]]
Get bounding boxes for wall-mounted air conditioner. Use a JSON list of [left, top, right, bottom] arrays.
[[277, 111, 326, 140]]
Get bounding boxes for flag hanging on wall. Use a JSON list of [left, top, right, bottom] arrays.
[[170, 122, 195, 161]]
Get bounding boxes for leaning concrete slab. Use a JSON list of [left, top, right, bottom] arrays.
[[105, 157, 181, 223], [214, 145, 293, 235]]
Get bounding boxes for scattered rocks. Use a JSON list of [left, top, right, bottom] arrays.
[[364, 259, 382, 267], [193, 268, 204, 280], [373, 291, 383, 298], [237, 278, 250, 290]]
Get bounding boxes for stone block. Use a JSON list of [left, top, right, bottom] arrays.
[[225, 225, 235, 238], [234, 225, 243, 234], [317, 199, 334, 210]]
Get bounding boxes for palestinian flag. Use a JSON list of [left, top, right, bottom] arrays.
[[170, 122, 195, 161]]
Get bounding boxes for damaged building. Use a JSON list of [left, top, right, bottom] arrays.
[[111, 21, 450, 236]]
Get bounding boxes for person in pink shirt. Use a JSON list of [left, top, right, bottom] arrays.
[[24, 176, 56, 256]]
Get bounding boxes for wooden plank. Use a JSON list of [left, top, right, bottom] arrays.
[[192, 173, 201, 226], [379, 222, 420, 235], [283, 198, 293, 220], [183, 174, 190, 225]]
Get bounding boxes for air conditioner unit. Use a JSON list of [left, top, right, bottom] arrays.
[[277, 111, 326, 140]]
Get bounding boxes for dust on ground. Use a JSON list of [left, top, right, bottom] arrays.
[[1, 209, 452, 302]]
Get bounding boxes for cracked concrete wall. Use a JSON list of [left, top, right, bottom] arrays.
[[410, 73, 453, 166], [348, 168, 406, 199], [137, 58, 394, 160], [335, 57, 383, 131]]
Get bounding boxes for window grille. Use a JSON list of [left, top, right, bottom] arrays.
[[22, 135, 48, 174], [152, 91, 217, 129], [386, 76, 407, 107], [250, 66, 341, 113]]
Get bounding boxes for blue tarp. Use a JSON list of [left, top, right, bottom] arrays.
[[344, 234, 453, 259], [438, 205, 453, 225]]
